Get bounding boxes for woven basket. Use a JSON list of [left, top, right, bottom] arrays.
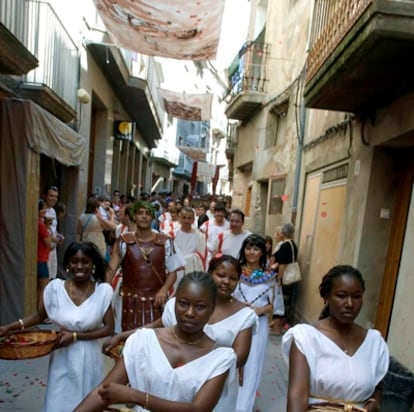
[[0, 330, 59, 360], [105, 342, 125, 360]]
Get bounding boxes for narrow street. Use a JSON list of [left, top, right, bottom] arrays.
[[0, 333, 287, 411]]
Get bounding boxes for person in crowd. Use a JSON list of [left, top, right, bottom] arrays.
[[77, 197, 111, 259], [111, 203, 137, 333], [200, 203, 230, 266], [194, 203, 207, 229], [265, 235, 273, 265], [282, 265, 389, 412], [158, 199, 176, 227], [197, 209, 209, 230], [75, 271, 237, 412], [272, 222, 299, 331], [206, 200, 216, 220], [37, 199, 53, 308], [211, 209, 251, 260], [269, 226, 286, 335], [233, 234, 278, 412], [160, 205, 180, 237], [105, 200, 185, 331], [150, 200, 162, 231], [97, 195, 117, 256], [170, 206, 206, 292], [43, 185, 64, 279], [111, 190, 121, 221], [0, 241, 114, 412], [104, 255, 257, 377]]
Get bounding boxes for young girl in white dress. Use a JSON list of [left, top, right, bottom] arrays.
[[282, 265, 389, 412], [0, 241, 114, 412]]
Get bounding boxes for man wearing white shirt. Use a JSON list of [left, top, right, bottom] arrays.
[[200, 203, 229, 265], [211, 209, 251, 259]]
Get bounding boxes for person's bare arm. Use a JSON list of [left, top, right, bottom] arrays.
[[364, 383, 383, 412], [154, 271, 177, 307], [287, 340, 309, 412], [102, 318, 164, 353], [232, 327, 253, 368], [106, 241, 121, 283]]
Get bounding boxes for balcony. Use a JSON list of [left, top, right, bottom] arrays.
[[0, 22, 38, 75], [86, 26, 163, 148], [225, 41, 270, 122], [0, 0, 79, 123], [305, 0, 414, 114], [225, 122, 238, 162], [173, 152, 193, 179], [151, 141, 180, 168]]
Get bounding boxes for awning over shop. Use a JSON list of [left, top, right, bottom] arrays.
[[93, 0, 225, 61], [0, 98, 85, 323], [157, 88, 213, 121], [3, 98, 86, 166]]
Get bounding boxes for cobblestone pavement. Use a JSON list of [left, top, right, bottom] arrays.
[[0, 333, 288, 411]]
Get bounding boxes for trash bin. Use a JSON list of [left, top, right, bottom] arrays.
[[382, 356, 414, 412]]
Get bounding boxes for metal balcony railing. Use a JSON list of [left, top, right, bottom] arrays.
[[0, 0, 79, 109], [307, 0, 372, 82], [228, 41, 270, 97], [226, 122, 238, 152]]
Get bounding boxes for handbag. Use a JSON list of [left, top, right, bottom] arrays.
[[282, 240, 302, 285]]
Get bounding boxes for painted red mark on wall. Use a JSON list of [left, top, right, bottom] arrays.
[[321, 211, 327, 218]]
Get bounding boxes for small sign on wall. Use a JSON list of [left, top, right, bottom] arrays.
[[114, 121, 136, 141]]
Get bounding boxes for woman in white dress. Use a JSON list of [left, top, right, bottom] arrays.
[[0, 241, 114, 412], [233, 234, 277, 412], [104, 255, 258, 370], [75, 271, 237, 411], [77, 197, 111, 258], [282, 265, 389, 412]]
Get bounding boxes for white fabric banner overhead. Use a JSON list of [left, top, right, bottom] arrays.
[[93, 0, 226, 61], [157, 88, 213, 121], [197, 161, 215, 182]]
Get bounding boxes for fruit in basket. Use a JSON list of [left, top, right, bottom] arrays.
[[0, 330, 59, 360]]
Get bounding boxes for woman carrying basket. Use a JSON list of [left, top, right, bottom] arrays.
[[0, 241, 114, 412]]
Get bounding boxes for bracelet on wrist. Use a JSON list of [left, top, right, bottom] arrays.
[[18, 318, 25, 330], [73, 332, 77, 343], [144, 392, 150, 409]]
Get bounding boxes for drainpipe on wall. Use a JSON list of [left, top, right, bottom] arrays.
[[291, 75, 307, 225]]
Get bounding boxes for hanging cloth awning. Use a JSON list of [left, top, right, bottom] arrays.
[[157, 88, 213, 121], [93, 0, 225, 61], [2, 98, 86, 166]]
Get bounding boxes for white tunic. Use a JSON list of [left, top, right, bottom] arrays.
[[282, 324, 389, 407], [123, 328, 237, 411], [211, 229, 251, 259], [162, 298, 258, 411], [42, 279, 113, 412]]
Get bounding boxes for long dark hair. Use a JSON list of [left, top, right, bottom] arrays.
[[239, 234, 267, 269], [318, 265, 365, 319], [63, 241, 107, 283]]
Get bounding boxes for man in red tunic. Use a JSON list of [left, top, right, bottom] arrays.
[[106, 201, 184, 330]]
